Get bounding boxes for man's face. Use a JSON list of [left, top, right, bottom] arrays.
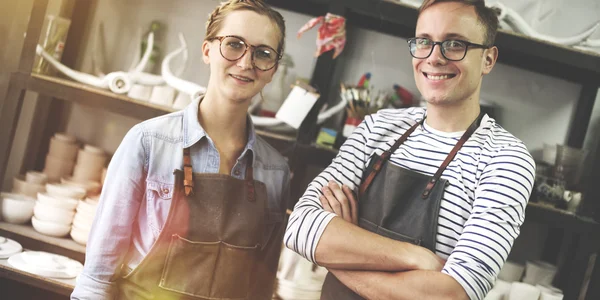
[[413, 2, 496, 107]]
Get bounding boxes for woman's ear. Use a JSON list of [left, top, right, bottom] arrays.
[[202, 40, 211, 65]]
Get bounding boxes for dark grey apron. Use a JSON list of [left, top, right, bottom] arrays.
[[320, 113, 483, 299], [117, 147, 284, 299]]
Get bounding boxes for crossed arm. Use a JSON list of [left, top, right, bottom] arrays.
[[316, 181, 468, 300]]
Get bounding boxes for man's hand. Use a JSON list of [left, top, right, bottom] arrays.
[[320, 181, 358, 225]]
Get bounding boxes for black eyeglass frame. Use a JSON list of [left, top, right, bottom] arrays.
[[407, 37, 492, 61], [212, 35, 282, 71]]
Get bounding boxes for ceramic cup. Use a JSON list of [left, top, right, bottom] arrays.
[[127, 84, 153, 101], [149, 85, 176, 107], [522, 260, 557, 286], [509, 282, 540, 300], [498, 261, 525, 282]]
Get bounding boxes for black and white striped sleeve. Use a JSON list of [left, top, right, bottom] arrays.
[[441, 143, 536, 300], [284, 115, 375, 264]]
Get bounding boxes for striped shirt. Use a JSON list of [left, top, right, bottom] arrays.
[[284, 107, 535, 300]]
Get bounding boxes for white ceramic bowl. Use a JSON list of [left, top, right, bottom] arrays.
[[12, 176, 46, 198], [83, 144, 105, 155], [76, 199, 98, 215], [70, 226, 89, 245], [33, 201, 75, 225], [54, 133, 77, 143], [0, 193, 36, 224], [61, 177, 101, 196], [46, 136, 79, 163], [36, 192, 79, 210], [25, 171, 48, 185], [45, 183, 86, 200], [72, 215, 92, 232], [31, 216, 71, 237]]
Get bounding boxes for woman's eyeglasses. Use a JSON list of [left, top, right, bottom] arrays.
[[213, 35, 281, 71]]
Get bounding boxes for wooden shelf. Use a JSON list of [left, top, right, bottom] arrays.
[[526, 202, 600, 233], [0, 222, 85, 265], [0, 222, 85, 254], [0, 256, 75, 297], [13, 72, 176, 120], [12, 72, 299, 146]]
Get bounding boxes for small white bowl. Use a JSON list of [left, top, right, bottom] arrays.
[[33, 201, 75, 225], [54, 133, 77, 143], [83, 144, 105, 155], [70, 226, 89, 245], [31, 216, 71, 237], [12, 176, 46, 198], [36, 192, 78, 210], [0, 193, 36, 224], [25, 171, 48, 185], [76, 199, 98, 215], [46, 183, 86, 200], [61, 177, 101, 196], [72, 216, 92, 232]]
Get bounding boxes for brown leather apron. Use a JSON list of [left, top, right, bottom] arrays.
[[320, 113, 483, 299], [117, 147, 284, 300]]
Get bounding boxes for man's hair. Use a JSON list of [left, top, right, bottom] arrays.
[[419, 0, 499, 46]]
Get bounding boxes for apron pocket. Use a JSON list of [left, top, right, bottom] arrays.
[[359, 218, 421, 246], [159, 235, 218, 297], [212, 241, 258, 298], [377, 226, 421, 246], [159, 235, 258, 299]]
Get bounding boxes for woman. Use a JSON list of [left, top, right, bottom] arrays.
[[71, 1, 290, 299]]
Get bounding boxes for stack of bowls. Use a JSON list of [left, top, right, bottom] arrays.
[[0, 192, 36, 224], [44, 133, 79, 182], [70, 197, 99, 245], [72, 145, 107, 183], [11, 171, 47, 198], [31, 183, 85, 237], [276, 246, 327, 300]]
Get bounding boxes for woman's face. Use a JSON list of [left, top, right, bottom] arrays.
[[202, 10, 281, 105]]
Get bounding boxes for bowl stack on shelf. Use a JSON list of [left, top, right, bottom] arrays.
[[70, 197, 99, 245], [11, 171, 48, 198], [485, 260, 562, 300], [0, 192, 36, 224], [72, 144, 108, 184], [31, 183, 86, 237], [43, 133, 79, 182], [275, 245, 327, 300]]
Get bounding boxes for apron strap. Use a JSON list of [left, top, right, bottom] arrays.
[[359, 112, 484, 199], [422, 112, 484, 199], [245, 155, 256, 202], [359, 120, 421, 196], [183, 147, 194, 196], [181, 147, 256, 201]]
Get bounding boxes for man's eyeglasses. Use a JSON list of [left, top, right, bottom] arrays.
[[407, 37, 491, 61], [212, 35, 281, 71]]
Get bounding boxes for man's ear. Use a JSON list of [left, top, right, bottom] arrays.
[[202, 40, 211, 65], [482, 46, 498, 75]]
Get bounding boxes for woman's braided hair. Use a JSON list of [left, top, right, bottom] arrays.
[[205, 0, 286, 55]]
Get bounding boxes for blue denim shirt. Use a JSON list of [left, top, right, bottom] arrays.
[[71, 97, 290, 299]]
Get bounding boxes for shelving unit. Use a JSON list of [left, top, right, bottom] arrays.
[[1, 0, 599, 299]]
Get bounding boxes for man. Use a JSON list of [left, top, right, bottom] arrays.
[[284, 0, 535, 299]]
